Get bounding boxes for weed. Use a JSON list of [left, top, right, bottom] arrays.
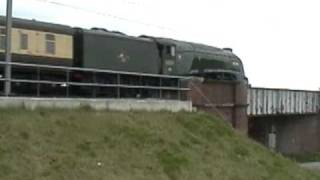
[[157, 150, 189, 180]]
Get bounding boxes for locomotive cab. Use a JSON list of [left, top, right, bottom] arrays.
[[151, 37, 247, 81], [158, 43, 177, 75]]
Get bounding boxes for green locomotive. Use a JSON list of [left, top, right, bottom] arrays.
[[0, 16, 246, 96]]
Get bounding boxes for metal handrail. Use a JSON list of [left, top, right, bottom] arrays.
[[0, 61, 189, 79], [0, 78, 190, 91], [0, 61, 191, 99]]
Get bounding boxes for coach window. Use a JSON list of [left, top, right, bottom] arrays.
[[0, 28, 5, 50], [45, 34, 56, 54], [20, 33, 28, 50]]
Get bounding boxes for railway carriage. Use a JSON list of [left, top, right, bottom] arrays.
[[0, 16, 73, 66], [0, 16, 74, 96]]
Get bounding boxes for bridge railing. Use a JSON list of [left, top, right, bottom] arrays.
[[248, 87, 320, 116], [0, 61, 190, 100]]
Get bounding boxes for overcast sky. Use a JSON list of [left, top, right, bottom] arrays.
[[0, 0, 319, 90]]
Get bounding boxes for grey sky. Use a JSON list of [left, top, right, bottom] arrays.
[[0, 0, 319, 90]]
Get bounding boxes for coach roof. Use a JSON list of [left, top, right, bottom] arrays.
[[0, 16, 73, 35]]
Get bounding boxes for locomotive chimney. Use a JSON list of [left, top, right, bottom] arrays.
[[223, 48, 233, 52]]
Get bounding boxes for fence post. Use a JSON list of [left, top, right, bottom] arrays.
[[178, 79, 181, 100], [139, 75, 142, 98], [92, 72, 96, 98], [66, 69, 70, 97], [159, 78, 162, 99], [117, 74, 120, 98], [36, 68, 40, 97]]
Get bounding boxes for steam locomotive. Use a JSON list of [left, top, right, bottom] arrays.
[[0, 16, 246, 97]]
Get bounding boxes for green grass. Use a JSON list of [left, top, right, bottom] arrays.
[[0, 108, 319, 180]]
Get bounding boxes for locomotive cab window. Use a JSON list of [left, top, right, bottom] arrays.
[[45, 34, 56, 54], [170, 46, 176, 57], [165, 45, 176, 57], [0, 28, 5, 50], [20, 33, 28, 50]]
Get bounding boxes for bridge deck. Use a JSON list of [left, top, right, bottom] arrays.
[[247, 87, 319, 116]]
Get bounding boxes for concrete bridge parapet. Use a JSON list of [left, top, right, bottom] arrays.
[[0, 97, 193, 112]]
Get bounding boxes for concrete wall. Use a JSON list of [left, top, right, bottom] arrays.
[[0, 97, 193, 112], [249, 114, 320, 154]]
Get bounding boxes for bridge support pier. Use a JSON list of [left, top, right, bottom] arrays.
[[187, 79, 248, 134], [249, 114, 320, 154]]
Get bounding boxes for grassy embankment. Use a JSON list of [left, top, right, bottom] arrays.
[[0, 108, 319, 180], [289, 153, 320, 163]]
